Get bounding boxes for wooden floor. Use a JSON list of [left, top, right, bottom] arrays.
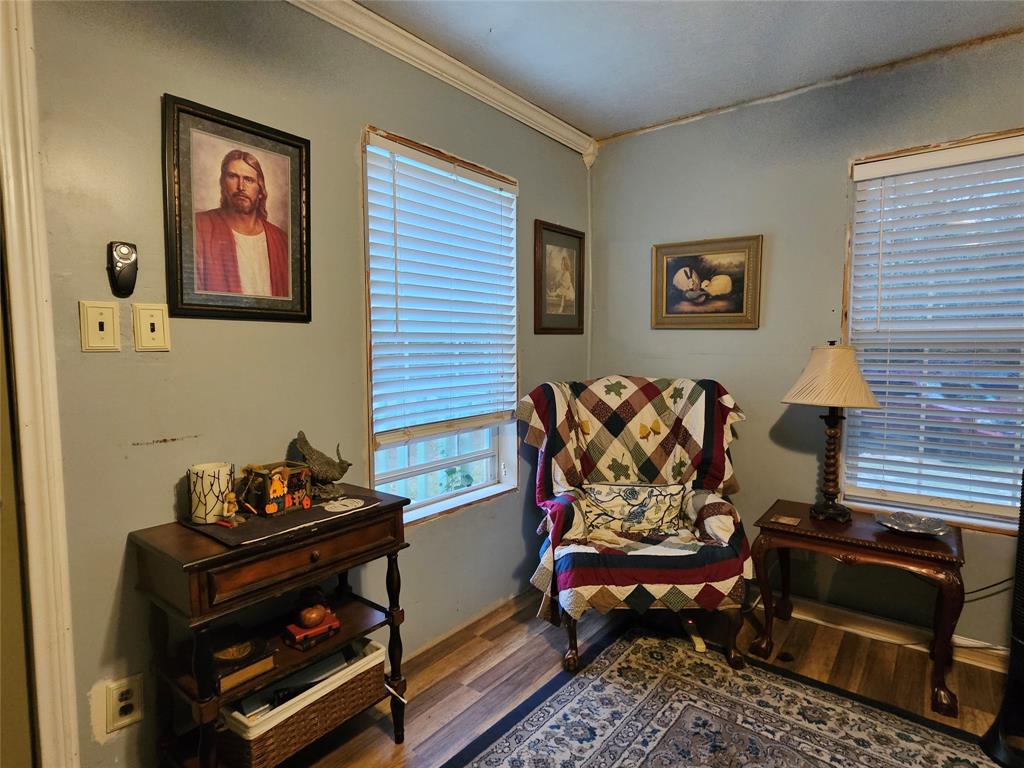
[[285, 592, 1005, 767]]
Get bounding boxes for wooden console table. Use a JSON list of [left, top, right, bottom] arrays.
[[128, 484, 409, 767], [748, 499, 965, 717]]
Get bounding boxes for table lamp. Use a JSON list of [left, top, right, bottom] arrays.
[[782, 341, 880, 523]]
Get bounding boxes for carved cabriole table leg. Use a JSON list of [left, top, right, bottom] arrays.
[[386, 552, 407, 743], [564, 614, 579, 672], [749, 534, 777, 659], [723, 608, 746, 669], [929, 566, 964, 717]]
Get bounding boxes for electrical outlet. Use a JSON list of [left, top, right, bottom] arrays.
[[79, 300, 120, 352], [131, 303, 170, 351], [105, 674, 143, 732]]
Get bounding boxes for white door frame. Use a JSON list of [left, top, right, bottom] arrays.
[[1, 2, 81, 765]]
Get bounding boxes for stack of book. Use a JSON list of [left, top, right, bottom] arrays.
[[211, 631, 276, 694]]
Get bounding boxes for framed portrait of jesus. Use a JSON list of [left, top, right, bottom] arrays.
[[162, 94, 311, 322]]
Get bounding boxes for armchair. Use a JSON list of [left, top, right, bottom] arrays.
[[517, 375, 752, 671]]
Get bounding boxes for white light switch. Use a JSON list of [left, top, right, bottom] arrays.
[[132, 303, 170, 351], [79, 301, 120, 352]]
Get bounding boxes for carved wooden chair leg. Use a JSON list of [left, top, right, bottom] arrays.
[[723, 608, 746, 670], [563, 614, 580, 672]]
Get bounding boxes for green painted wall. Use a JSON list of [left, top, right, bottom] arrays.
[[31, 2, 588, 765], [29, 4, 1024, 763], [590, 35, 1024, 646]]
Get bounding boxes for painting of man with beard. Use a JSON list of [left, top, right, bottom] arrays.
[[194, 149, 290, 298]]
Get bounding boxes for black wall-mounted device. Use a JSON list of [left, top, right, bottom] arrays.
[[107, 241, 138, 297]]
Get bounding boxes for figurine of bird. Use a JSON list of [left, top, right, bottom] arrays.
[[295, 431, 352, 483]]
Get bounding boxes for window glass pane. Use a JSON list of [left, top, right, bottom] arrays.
[[377, 456, 495, 506], [410, 433, 457, 465], [374, 426, 494, 476], [458, 427, 493, 453], [375, 444, 408, 474]]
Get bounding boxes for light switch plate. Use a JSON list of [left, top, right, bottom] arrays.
[[79, 301, 120, 352], [132, 303, 170, 351]]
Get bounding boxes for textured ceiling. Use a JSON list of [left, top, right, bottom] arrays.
[[359, 0, 1024, 139]]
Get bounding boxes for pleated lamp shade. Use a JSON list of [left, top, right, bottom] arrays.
[[782, 344, 881, 409]]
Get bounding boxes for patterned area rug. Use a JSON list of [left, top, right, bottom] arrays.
[[448, 630, 994, 768]]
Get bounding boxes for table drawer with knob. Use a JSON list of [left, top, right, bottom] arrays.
[[204, 517, 398, 609]]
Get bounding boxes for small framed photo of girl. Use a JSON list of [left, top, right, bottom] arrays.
[[534, 220, 585, 334]]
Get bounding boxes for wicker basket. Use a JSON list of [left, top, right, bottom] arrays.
[[218, 640, 385, 768]]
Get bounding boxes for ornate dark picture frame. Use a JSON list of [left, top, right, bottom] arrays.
[[162, 94, 311, 322], [534, 219, 585, 334], [652, 234, 762, 329]]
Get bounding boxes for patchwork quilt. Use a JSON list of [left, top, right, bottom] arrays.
[[517, 376, 753, 623]]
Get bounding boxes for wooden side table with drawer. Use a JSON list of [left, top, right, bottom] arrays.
[[748, 499, 965, 717], [128, 483, 409, 767]]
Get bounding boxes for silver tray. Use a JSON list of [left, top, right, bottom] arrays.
[[874, 511, 951, 537]]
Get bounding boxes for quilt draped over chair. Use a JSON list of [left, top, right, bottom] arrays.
[[517, 375, 753, 670]]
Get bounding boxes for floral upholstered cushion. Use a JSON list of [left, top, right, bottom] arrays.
[[580, 483, 689, 533]]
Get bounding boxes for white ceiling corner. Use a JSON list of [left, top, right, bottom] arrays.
[[354, 1, 1024, 140], [288, 0, 598, 159], [293, 0, 1024, 156]]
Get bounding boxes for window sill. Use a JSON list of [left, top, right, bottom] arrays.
[[403, 481, 518, 527], [844, 499, 1018, 536]]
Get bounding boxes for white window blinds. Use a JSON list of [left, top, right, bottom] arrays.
[[365, 135, 518, 443], [846, 139, 1024, 516]]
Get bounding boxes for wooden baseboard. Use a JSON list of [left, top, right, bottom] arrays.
[[788, 596, 1009, 673]]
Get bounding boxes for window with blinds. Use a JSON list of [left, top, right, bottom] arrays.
[[364, 132, 518, 513], [845, 137, 1024, 518]]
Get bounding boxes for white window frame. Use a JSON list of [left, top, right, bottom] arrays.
[[843, 131, 1024, 530], [362, 129, 519, 523], [374, 422, 519, 524]]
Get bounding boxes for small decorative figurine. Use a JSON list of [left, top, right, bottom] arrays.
[[223, 491, 238, 519], [238, 461, 313, 516], [283, 586, 340, 650], [289, 431, 352, 500], [298, 604, 327, 629], [266, 466, 289, 514]]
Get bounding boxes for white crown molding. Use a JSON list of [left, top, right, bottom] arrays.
[[1, 3, 81, 766], [288, 0, 599, 163]]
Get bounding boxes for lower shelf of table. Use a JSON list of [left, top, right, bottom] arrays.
[[165, 594, 390, 722], [161, 693, 391, 768]]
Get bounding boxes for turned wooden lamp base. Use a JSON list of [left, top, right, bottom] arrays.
[[809, 406, 853, 525], [810, 500, 852, 524]]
